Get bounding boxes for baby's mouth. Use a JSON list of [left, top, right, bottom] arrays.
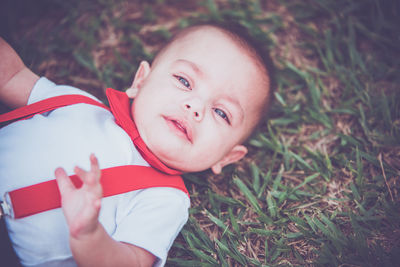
[[164, 116, 193, 143]]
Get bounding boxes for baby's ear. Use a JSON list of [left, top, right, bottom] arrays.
[[125, 87, 138, 98], [211, 145, 248, 174], [127, 61, 151, 98]]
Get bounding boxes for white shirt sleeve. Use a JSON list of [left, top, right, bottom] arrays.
[[112, 187, 190, 267], [28, 77, 100, 104]]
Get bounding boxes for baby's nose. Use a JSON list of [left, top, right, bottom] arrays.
[[183, 100, 204, 121]]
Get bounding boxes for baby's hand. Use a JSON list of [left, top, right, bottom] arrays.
[[55, 154, 103, 239]]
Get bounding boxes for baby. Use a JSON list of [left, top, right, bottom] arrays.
[[0, 23, 273, 267]]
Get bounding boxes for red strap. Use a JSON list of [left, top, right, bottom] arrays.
[[0, 94, 110, 123], [1, 93, 189, 219], [9, 166, 189, 219]]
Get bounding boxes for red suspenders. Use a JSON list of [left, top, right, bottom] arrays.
[[7, 166, 187, 219], [0, 94, 189, 219], [0, 94, 111, 122]]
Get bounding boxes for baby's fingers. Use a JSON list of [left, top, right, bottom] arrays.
[[89, 154, 101, 179], [74, 154, 101, 186], [55, 167, 75, 196]]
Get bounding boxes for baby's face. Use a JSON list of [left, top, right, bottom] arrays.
[[131, 27, 268, 173]]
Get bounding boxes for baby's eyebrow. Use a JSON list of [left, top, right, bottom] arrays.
[[175, 59, 203, 77], [222, 96, 244, 125]]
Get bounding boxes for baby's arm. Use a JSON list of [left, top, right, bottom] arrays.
[[0, 37, 39, 108], [55, 155, 156, 267]]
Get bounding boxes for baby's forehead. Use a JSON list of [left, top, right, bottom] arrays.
[[158, 26, 268, 81], [170, 26, 242, 53], [156, 26, 246, 61], [159, 31, 254, 76]]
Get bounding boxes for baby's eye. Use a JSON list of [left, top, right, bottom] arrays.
[[214, 108, 230, 124], [176, 76, 191, 89]]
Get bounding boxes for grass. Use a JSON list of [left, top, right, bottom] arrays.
[[3, 0, 400, 266]]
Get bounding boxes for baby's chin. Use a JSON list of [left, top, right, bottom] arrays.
[[152, 149, 207, 173], [134, 119, 211, 173], [156, 154, 191, 173], [165, 163, 207, 174]]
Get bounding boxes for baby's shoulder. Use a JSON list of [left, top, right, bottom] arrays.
[[116, 187, 190, 216], [28, 77, 101, 104], [135, 187, 190, 208]]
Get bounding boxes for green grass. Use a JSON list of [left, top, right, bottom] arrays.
[[4, 0, 400, 266]]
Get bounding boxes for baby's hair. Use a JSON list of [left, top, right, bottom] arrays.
[[153, 21, 276, 118]]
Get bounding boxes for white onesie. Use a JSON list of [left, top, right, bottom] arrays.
[[0, 77, 190, 267]]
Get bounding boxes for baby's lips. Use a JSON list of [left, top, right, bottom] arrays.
[[164, 115, 193, 143], [177, 119, 193, 143]]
